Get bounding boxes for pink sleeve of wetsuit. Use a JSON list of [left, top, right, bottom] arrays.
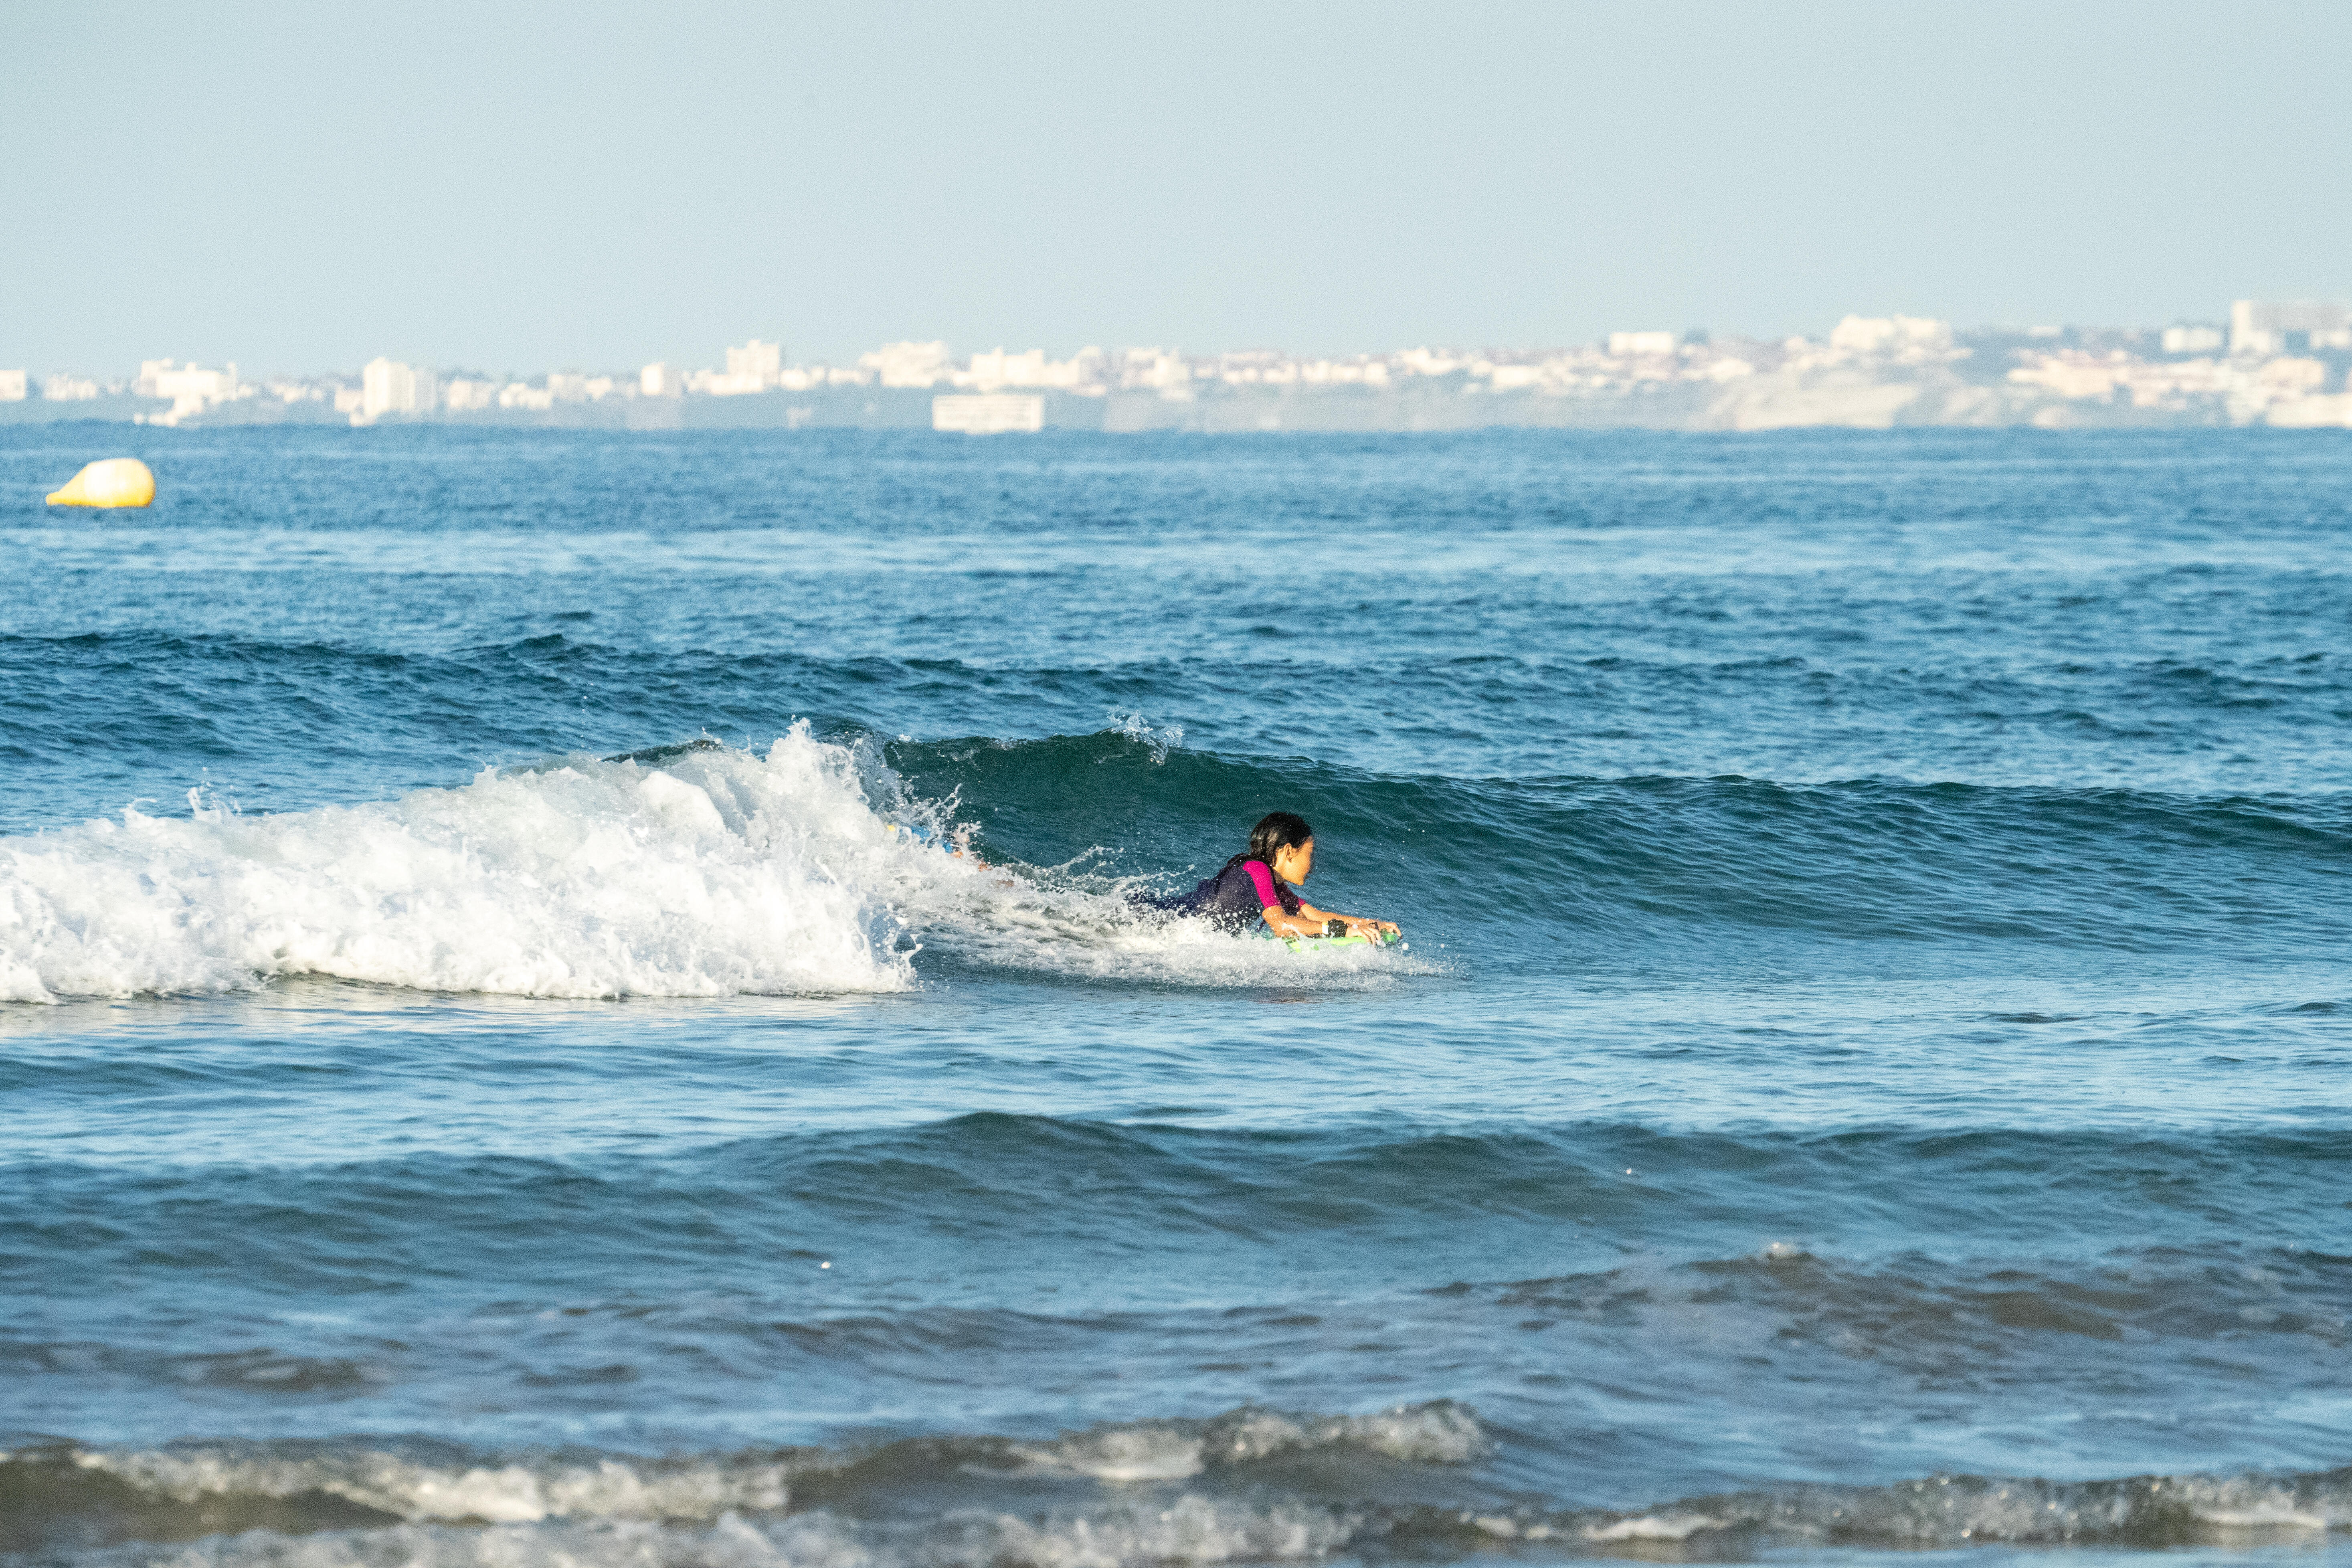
[[1244, 860, 1282, 910]]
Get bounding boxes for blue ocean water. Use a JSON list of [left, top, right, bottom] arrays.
[[2, 425, 2348, 1567]]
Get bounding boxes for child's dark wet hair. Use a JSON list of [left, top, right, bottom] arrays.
[[1248, 811, 1314, 864]]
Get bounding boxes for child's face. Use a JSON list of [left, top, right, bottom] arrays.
[[1272, 838, 1314, 883]]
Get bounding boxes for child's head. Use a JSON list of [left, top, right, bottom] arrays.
[[1249, 811, 1315, 882]]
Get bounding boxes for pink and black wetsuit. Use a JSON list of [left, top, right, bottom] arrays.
[[1158, 855, 1302, 932]]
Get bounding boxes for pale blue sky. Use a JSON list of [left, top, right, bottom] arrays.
[[7, 1, 2348, 376]]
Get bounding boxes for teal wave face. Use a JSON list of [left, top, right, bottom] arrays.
[[881, 730, 2352, 969]]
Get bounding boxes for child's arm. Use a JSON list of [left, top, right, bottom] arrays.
[[1261, 904, 1327, 939], [1282, 899, 1399, 941]]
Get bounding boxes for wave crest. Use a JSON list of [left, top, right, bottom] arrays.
[[1008, 1401, 1487, 1481], [16, 1419, 2352, 1564], [0, 729, 1426, 1003], [0, 728, 919, 1001]]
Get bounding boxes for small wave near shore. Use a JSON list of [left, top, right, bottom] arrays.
[[10, 1412, 2352, 1566]]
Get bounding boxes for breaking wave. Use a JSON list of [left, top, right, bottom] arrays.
[[10, 1410, 2352, 1564], [0, 729, 1425, 1003], [0, 1405, 1479, 1554], [8, 713, 2351, 1003], [1532, 1467, 2352, 1551]]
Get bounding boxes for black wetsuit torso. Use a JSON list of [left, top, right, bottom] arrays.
[[1157, 855, 1301, 932]]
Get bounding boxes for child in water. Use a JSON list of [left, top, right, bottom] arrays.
[[1160, 812, 1400, 943]]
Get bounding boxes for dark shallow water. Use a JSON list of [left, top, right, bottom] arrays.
[[2, 425, 2348, 1567]]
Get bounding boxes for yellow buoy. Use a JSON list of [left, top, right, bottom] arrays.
[[47, 458, 156, 508]]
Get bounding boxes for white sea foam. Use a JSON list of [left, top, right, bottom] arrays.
[[1198, 1403, 1488, 1467], [1012, 1426, 1207, 1482], [0, 729, 1425, 1002], [106, 1499, 1363, 1568], [2195, 1508, 2331, 1530], [0, 728, 928, 1002], [37, 1441, 2352, 1565], [1010, 1402, 1486, 1482], [76, 1445, 793, 1525], [1579, 1512, 1723, 1542], [1108, 712, 1183, 763], [55, 1408, 1479, 1534], [1561, 1472, 2352, 1549]]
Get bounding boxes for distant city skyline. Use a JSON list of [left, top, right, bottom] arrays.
[[10, 297, 2341, 388], [6, 1, 2350, 376], [14, 302, 2352, 435]]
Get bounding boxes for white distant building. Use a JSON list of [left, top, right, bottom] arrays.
[[1299, 356, 1385, 386], [726, 340, 783, 385], [697, 340, 786, 396], [360, 358, 438, 420], [2261, 356, 2327, 393], [2162, 325, 2226, 354], [934, 393, 1044, 433], [0, 370, 24, 401], [136, 359, 239, 423], [443, 378, 498, 411], [1608, 331, 1678, 357], [862, 340, 955, 388], [1060, 346, 1110, 391], [966, 348, 1048, 388], [2231, 300, 2351, 356], [43, 374, 100, 401], [1827, 316, 1953, 357], [957, 346, 1111, 393], [641, 362, 682, 397], [1118, 348, 1194, 392]]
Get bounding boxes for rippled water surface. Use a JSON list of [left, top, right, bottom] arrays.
[[2, 425, 2348, 1567]]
